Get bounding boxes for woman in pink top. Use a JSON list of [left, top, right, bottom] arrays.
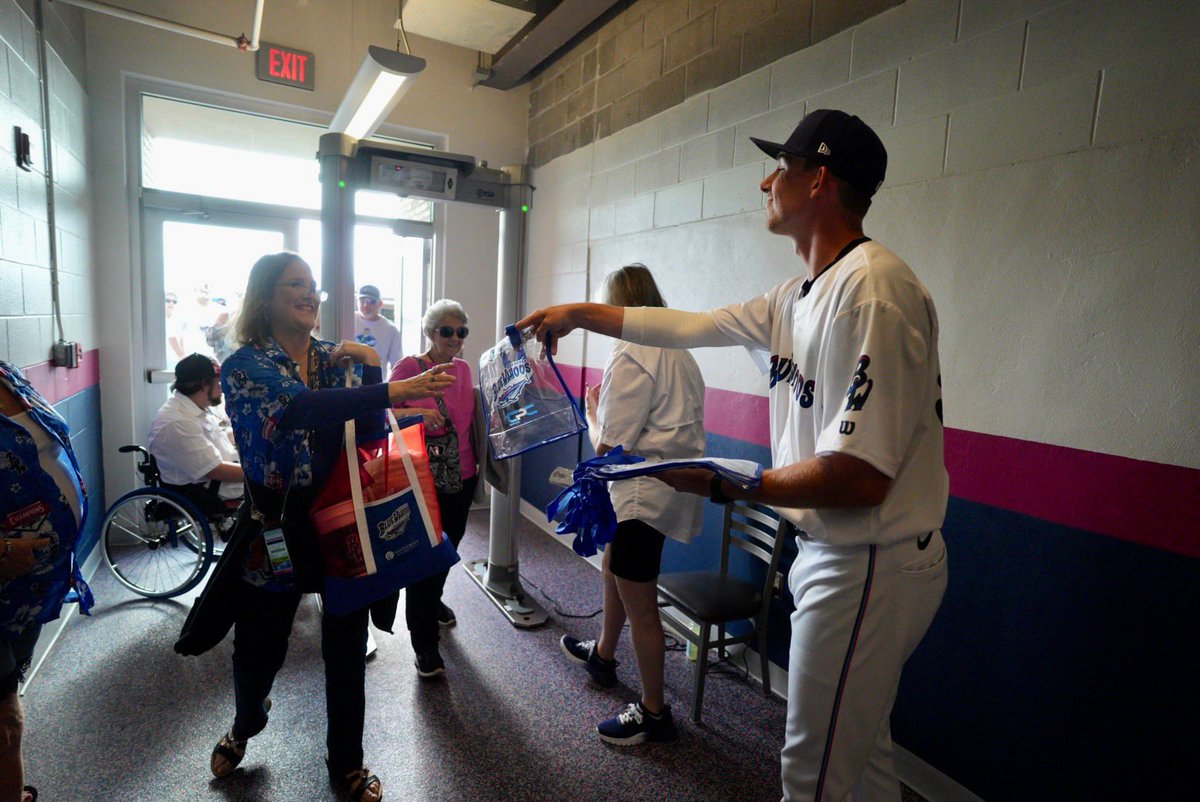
[[389, 299, 478, 678]]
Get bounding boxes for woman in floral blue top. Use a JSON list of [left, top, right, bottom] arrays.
[[201, 252, 452, 802], [1, 361, 93, 802]]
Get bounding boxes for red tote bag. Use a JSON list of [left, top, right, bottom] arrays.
[[311, 405, 458, 615]]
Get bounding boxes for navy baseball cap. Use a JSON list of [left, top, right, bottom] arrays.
[[358, 284, 381, 302], [750, 109, 888, 197], [172, 353, 218, 391]]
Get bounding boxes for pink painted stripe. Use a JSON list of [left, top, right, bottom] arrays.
[[944, 428, 1200, 560], [704, 387, 772, 447], [553, 364, 601, 399], [555, 364, 772, 445], [19, 349, 101, 405], [555, 363, 1200, 558]]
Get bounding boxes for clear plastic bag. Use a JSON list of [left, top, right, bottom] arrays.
[[478, 325, 587, 460]]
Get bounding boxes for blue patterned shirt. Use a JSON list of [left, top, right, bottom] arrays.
[[0, 362, 94, 639], [221, 338, 389, 588]]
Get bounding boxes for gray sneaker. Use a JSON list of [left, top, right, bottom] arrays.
[[560, 635, 619, 688]]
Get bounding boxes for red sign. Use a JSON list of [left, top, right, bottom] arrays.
[[5, 500, 50, 529], [256, 42, 315, 91]]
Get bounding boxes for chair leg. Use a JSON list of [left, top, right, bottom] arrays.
[[758, 622, 771, 697], [692, 622, 711, 724]]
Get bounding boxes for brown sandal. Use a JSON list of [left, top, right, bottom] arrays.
[[344, 768, 382, 802], [327, 757, 383, 802], [210, 731, 248, 778], [210, 698, 271, 778]]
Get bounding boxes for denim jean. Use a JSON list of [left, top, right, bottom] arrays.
[[406, 476, 477, 653], [230, 581, 370, 775]]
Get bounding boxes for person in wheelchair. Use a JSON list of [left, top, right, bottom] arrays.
[[147, 353, 244, 525]]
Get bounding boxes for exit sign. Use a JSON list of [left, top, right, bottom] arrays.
[[256, 42, 315, 90]]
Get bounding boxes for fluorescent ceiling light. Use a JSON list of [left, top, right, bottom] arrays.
[[330, 46, 426, 140]]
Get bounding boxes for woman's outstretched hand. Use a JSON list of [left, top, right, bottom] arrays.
[[390, 364, 455, 403]]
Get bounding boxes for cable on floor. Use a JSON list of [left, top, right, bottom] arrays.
[[521, 572, 603, 619]]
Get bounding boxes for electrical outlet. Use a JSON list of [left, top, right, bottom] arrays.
[[14, 126, 33, 172], [52, 340, 80, 368]]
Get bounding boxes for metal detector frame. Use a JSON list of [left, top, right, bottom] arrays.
[[317, 132, 547, 628]]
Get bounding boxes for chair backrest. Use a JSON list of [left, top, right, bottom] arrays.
[[720, 501, 790, 599]]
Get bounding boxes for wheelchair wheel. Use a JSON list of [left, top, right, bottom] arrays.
[[102, 489, 214, 598]]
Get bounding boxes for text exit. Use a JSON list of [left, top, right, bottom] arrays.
[[255, 42, 316, 91]]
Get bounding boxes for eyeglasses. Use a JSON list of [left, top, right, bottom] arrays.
[[437, 325, 469, 339], [165, 299, 178, 305], [276, 280, 329, 302]]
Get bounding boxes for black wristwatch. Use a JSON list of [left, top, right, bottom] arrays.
[[709, 474, 735, 505]]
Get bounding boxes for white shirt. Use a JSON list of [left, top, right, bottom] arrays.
[[147, 391, 242, 500], [626, 240, 947, 547], [183, 302, 223, 358], [355, 312, 404, 373], [597, 340, 706, 543]]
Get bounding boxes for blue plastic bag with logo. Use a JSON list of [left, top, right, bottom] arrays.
[[546, 448, 763, 557], [479, 325, 587, 460]]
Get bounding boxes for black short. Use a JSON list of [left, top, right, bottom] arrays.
[[608, 519, 667, 583], [0, 623, 42, 697]]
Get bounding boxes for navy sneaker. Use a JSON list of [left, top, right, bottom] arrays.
[[559, 635, 619, 688], [437, 603, 456, 627], [597, 702, 678, 745], [414, 649, 446, 679]]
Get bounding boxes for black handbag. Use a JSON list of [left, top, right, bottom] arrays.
[[416, 358, 463, 493], [427, 395, 464, 493]]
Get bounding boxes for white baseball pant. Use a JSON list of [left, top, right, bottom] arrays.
[[780, 530, 948, 802]]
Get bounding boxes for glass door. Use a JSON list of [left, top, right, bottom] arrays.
[[143, 203, 295, 372], [298, 219, 432, 359]]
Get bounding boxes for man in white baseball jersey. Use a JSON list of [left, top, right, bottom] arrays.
[[519, 109, 948, 801]]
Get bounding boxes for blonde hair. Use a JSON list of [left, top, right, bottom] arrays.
[[234, 251, 308, 347], [600, 263, 667, 308]]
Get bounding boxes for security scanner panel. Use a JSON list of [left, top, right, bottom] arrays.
[[370, 156, 458, 201], [319, 131, 545, 628]]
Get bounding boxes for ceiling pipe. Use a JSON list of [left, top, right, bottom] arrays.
[[49, 0, 266, 51], [481, 0, 622, 90]]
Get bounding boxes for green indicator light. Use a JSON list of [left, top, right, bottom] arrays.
[[338, 180, 346, 188], [521, 204, 529, 213]]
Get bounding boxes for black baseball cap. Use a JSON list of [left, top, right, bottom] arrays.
[[750, 109, 888, 197], [358, 284, 381, 302], [172, 353, 218, 391]]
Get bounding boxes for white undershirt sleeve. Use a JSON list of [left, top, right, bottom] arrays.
[[620, 306, 735, 348]]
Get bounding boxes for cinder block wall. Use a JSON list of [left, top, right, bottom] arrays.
[[521, 0, 1200, 799], [0, 0, 103, 553], [527, 0, 904, 166]]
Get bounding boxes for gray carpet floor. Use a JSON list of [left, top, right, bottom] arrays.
[[22, 509, 927, 801]]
